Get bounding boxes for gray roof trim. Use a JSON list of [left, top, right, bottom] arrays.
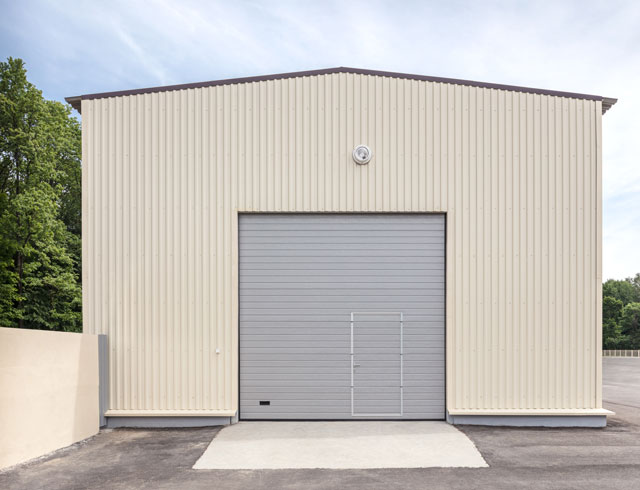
[[602, 97, 618, 115], [65, 66, 617, 115]]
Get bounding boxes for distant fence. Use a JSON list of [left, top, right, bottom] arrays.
[[603, 350, 640, 357]]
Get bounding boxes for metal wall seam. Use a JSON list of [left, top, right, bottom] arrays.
[[595, 100, 603, 407]]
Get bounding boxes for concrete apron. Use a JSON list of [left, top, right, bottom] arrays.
[[193, 421, 488, 469]]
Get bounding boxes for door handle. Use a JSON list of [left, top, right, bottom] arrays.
[[353, 364, 361, 367]]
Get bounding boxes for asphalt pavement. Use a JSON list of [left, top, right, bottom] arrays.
[[2, 357, 639, 490]]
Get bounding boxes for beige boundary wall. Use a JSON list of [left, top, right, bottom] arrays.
[[79, 70, 609, 418], [0, 327, 100, 469]]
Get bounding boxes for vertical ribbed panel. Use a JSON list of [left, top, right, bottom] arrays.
[[81, 73, 602, 414]]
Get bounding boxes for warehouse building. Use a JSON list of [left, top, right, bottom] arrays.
[[66, 67, 616, 427]]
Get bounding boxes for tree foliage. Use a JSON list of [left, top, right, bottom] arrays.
[[603, 279, 640, 306], [603, 277, 640, 349], [620, 302, 640, 348], [0, 57, 82, 331]]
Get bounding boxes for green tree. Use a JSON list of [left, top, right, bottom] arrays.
[[628, 273, 640, 296], [620, 302, 640, 349], [0, 57, 81, 331], [603, 279, 640, 306], [603, 320, 628, 349], [602, 296, 626, 349], [603, 296, 623, 324]]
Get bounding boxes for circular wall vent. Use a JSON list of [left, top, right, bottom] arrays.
[[352, 145, 372, 165]]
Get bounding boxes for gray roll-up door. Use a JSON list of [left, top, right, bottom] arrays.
[[239, 214, 445, 420]]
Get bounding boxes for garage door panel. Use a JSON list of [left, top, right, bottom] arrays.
[[240, 321, 444, 329], [241, 380, 354, 388], [239, 224, 445, 232], [247, 398, 353, 406], [241, 348, 346, 356], [240, 305, 444, 313], [240, 214, 445, 420], [242, 378, 353, 386], [241, 283, 444, 291], [242, 287, 444, 298], [238, 220, 445, 228], [240, 256, 444, 264], [240, 333, 351, 341], [241, 294, 443, 302], [239, 219, 444, 228], [240, 235, 445, 244], [241, 263, 444, 271], [241, 275, 445, 283], [240, 313, 444, 321], [239, 249, 444, 258], [240, 360, 352, 369], [238, 318, 444, 326], [240, 232, 444, 240], [404, 373, 446, 382], [239, 305, 442, 314], [241, 344, 443, 355], [247, 406, 353, 413], [240, 366, 353, 375], [241, 357, 444, 366], [242, 268, 445, 277], [244, 387, 349, 394]]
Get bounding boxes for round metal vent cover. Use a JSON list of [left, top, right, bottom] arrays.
[[352, 145, 372, 165]]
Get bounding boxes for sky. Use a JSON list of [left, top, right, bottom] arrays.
[[1, 0, 638, 280]]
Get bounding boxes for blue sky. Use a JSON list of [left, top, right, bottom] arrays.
[[1, 0, 638, 280]]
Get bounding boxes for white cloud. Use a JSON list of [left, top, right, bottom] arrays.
[[1, 0, 638, 279]]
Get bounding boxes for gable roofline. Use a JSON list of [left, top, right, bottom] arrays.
[[65, 66, 617, 115]]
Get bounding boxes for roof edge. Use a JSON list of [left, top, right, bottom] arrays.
[[602, 97, 617, 115], [66, 67, 615, 115], [65, 96, 81, 112]]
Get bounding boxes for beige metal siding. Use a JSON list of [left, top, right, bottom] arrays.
[[81, 73, 603, 415]]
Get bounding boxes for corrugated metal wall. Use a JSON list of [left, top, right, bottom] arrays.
[[81, 72, 603, 415]]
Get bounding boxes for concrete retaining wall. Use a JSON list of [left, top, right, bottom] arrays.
[[0, 327, 100, 469]]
